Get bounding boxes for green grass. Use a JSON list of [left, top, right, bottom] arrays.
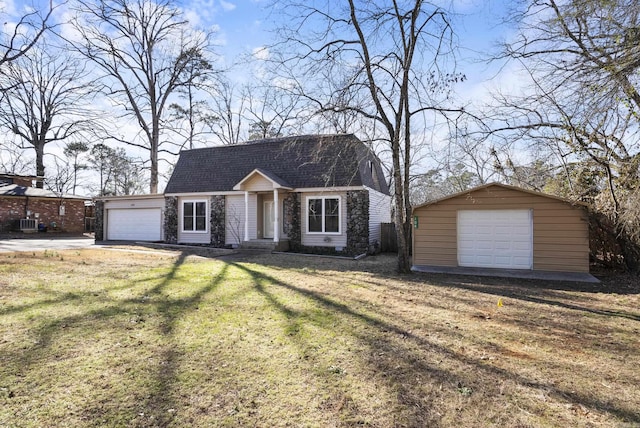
[[0, 249, 639, 427]]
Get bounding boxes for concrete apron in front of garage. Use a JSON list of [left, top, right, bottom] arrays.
[[0, 233, 95, 252], [411, 265, 600, 283]]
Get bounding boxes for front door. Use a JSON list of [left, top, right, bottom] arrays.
[[263, 201, 274, 239]]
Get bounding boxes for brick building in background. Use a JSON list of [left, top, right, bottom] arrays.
[[0, 174, 91, 233]]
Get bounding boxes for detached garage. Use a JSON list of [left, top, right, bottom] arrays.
[[99, 195, 165, 242], [412, 183, 590, 274]]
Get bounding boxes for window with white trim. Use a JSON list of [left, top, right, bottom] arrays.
[[307, 196, 340, 234], [183, 200, 207, 232]]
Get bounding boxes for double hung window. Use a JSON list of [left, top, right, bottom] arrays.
[[307, 197, 340, 233], [183, 201, 207, 232]]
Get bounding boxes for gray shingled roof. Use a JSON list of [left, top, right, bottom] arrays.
[[164, 134, 390, 195], [0, 184, 89, 200]]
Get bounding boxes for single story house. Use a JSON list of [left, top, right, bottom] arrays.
[[96, 134, 392, 255], [412, 183, 590, 273], [0, 174, 90, 233]]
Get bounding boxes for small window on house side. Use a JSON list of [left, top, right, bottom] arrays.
[[307, 197, 340, 234], [183, 201, 207, 232]]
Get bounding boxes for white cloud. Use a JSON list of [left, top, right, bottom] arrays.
[[252, 46, 269, 61], [219, 0, 236, 12], [180, 0, 235, 25], [56, 10, 85, 44], [180, 0, 215, 27], [184, 9, 202, 27], [271, 76, 296, 90], [0, 0, 16, 15]]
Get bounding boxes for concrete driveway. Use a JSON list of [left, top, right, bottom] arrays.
[[0, 234, 95, 253]]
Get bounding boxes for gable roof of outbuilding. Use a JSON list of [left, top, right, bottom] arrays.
[[412, 182, 588, 211], [164, 134, 390, 195]]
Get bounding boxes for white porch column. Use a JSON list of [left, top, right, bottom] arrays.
[[244, 191, 249, 242], [273, 188, 279, 243]]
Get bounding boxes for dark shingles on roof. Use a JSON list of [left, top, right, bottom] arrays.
[[0, 184, 89, 200], [164, 134, 390, 195]]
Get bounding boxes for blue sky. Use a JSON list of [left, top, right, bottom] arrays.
[[175, 0, 514, 90], [1, 0, 515, 97], [1, 0, 517, 192], [1, 0, 515, 113], [180, 0, 269, 56]]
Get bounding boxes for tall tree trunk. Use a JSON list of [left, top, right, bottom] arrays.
[[35, 142, 45, 188], [150, 114, 160, 193], [150, 139, 159, 194], [391, 135, 411, 273], [72, 162, 78, 195]]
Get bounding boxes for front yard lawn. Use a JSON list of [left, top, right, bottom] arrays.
[[0, 249, 638, 427]]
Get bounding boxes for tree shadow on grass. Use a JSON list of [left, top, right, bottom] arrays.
[[86, 253, 230, 427], [250, 252, 640, 322], [1, 251, 229, 427], [228, 260, 640, 426], [250, 252, 640, 294], [414, 273, 640, 323]]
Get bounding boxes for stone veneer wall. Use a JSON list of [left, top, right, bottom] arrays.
[[283, 192, 301, 251], [210, 195, 226, 247], [94, 200, 104, 240], [346, 190, 369, 255], [164, 196, 178, 244], [282, 190, 370, 257]]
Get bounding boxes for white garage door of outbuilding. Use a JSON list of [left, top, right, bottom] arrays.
[[457, 209, 533, 269], [107, 208, 162, 241]]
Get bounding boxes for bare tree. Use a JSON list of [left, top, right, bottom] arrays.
[[410, 166, 479, 206], [270, 0, 464, 272], [204, 77, 305, 145], [0, 139, 32, 174], [88, 143, 114, 196], [0, 0, 55, 70], [243, 83, 305, 140], [63, 141, 90, 194], [167, 49, 219, 150], [46, 154, 75, 195], [207, 79, 245, 145], [68, 0, 214, 193], [0, 38, 96, 187], [226, 205, 244, 248], [427, 125, 501, 191], [88, 143, 145, 196], [111, 151, 146, 195], [474, 0, 640, 270]]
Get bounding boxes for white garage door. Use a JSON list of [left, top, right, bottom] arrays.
[[458, 210, 533, 269], [107, 208, 162, 241]]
